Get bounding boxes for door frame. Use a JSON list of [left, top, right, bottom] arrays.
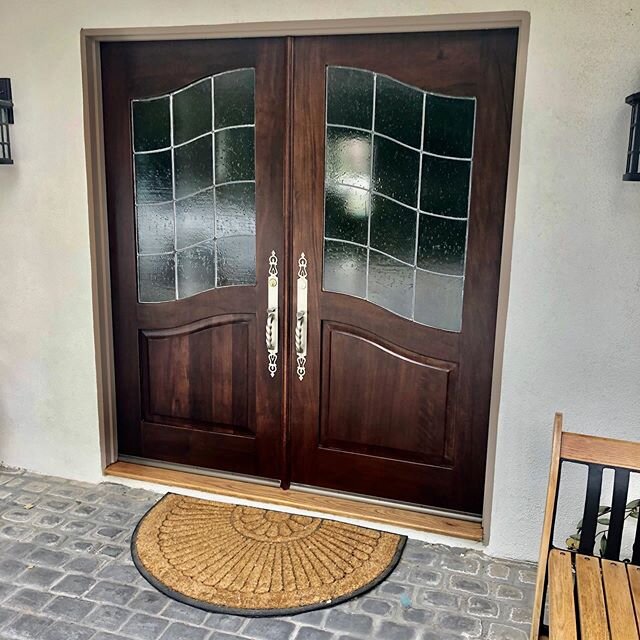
[[81, 11, 530, 544]]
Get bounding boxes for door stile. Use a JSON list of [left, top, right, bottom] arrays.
[[279, 36, 296, 490], [289, 37, 325, 484]]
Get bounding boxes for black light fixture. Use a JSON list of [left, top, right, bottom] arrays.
[[624, 91, 640, 181], [0, 78, 14, 165]]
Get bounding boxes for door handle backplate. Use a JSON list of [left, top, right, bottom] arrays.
[[296, 253, 308, 381], [266, 250, 278, 377]]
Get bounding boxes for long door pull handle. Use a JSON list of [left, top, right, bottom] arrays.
[[296, 253, 308, 381], [266, 251, 278, 377]]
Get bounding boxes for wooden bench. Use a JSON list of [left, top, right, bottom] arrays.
[[531, 413, 640, 640]]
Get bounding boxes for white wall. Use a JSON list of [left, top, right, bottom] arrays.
[[0, 0, 638, 562]]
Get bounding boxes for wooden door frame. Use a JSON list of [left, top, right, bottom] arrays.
[[81, 11, 530, 543]]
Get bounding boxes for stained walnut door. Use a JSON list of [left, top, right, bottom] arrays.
[[102, 39, 287, 479], [289, 31, 518, 514], [103, 32, 518, 515]]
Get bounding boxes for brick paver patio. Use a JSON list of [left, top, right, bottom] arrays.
[[0, 467, 535, 639]]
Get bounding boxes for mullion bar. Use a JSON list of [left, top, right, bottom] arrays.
[[604, 468, 630, 560], [363, 74, 376, 301], [578, 463, 604, 556]]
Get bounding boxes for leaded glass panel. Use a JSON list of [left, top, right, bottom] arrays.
[[323, 66, 476, 332], [131, 69, 256, 303]]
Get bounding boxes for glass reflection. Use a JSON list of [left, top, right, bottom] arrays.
[[322, 66, 477, 332], [326, 126, 371, 191]]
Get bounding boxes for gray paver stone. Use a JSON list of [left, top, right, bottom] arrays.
[[244, 618, 297, 640], [325, 610, 373, 636], [160, 621, 212, 640], [360, 597, 392, 615], [16, 566, 64, 588], [6, 588, 53, 611], [121, 612, 170, 639], [85, 581, 137, 606], [378, 620, 416, 640], [51, 573, 96, 596], [294, 626, 334, 640], [45, 595, 95, 621], [204, 612, 246, 632], [3, 613, 52, 639], [85, 603, 132, 631], [40, 621, 96, 640], [487, 623, 529, 640], [129, 590, 168, 614], [468, 595, 500, 618], [161, 600, 208, 624], [437, 611, 483, 637]]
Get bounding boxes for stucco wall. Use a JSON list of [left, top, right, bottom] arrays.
[[0, 0, 638, 562]]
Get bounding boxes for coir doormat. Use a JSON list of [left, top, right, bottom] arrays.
[[131, 493, 406, 616]]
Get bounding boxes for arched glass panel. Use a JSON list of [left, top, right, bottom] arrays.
[[132, 68, 256, 302], [322, 66, 476, 332]]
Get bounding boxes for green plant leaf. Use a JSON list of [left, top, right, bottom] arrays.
[[627, 499, 640, 510], [598, 517, 610, 525], [600, 533, 607, 556], [630, 507, 639, 519], [598, 506, 611, 515]]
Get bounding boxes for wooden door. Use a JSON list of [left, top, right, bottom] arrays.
[[102, 39, 287, 479], [289, 31, 518, 514]]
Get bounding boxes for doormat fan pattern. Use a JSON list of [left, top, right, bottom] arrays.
[[131, 494, 406, 616]]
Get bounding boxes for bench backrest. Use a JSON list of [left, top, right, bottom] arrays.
[[530, 413, 640, 639]]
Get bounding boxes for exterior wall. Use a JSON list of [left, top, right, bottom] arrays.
[[0, 0, 638, 562]]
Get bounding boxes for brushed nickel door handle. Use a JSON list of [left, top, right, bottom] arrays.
[[266, 250, 278, 378], [296, 253, 308, 381]]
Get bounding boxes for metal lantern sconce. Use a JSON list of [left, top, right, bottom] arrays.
[[624, 91, 640, 181], [0, 78, 14, 165]]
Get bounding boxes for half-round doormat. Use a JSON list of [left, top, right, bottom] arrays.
[[131, 493, 406, 616]]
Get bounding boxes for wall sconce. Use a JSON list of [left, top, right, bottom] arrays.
[[0, 78, 14, 165], [624, 92, 640, 181]]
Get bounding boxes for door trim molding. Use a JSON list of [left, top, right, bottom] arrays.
[[81, 11, 530, 544]]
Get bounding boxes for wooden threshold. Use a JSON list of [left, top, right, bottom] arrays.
[[105, 461, 483, 541]]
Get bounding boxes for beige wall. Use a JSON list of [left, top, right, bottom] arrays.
[[0, 0, 639, 561]]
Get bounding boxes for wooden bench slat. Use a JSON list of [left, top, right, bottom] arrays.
[[575, 554, 610, 640], [548, 549, 578, 640], [602, 559, 639, 640], [627, 565, 640, 633]]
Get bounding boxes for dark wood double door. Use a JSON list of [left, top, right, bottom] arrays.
[[103, 29, 518, 515]]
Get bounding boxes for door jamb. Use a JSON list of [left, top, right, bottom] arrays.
[[81, 11, 530, 545]]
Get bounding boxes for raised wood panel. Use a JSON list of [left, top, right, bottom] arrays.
[[141, 316, 256, 435], [320, 323, 457, 465]]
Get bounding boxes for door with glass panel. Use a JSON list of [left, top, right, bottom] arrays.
[[102, 39, 287, 478], [289, 31, 518, 514]]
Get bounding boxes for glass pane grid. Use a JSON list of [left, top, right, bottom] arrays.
[[322, 66, 476, 332], [131, 69, 256, 302]]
